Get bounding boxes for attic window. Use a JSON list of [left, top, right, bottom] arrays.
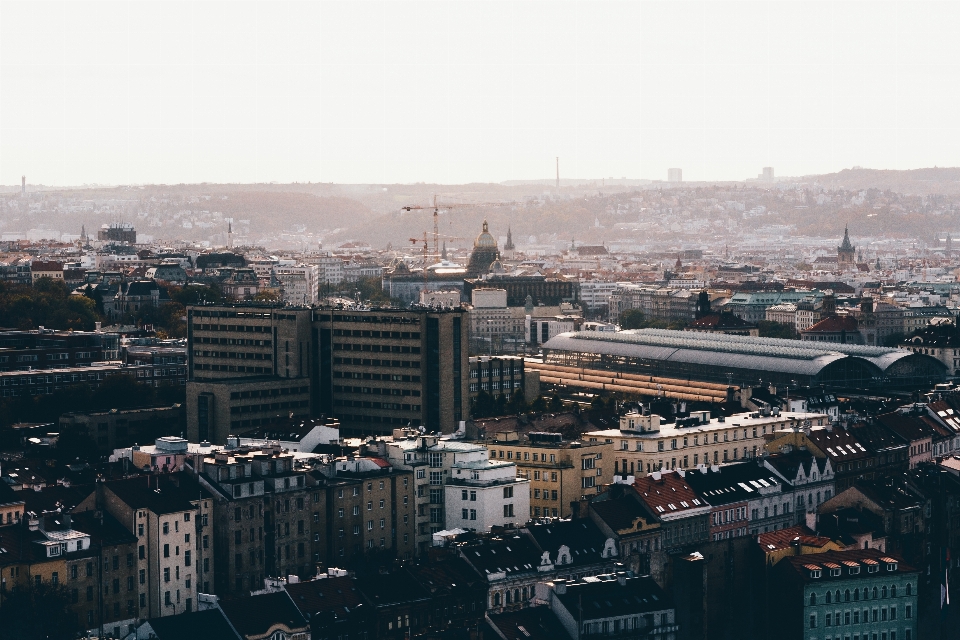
[[667, 504, 677, 510], [680, 501, 689, 508], [810, 569, 821, 579], [830, 568, 841, 577], [655, 506, 665, 513]]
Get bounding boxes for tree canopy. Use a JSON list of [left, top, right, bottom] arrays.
[[0, 279, 101, 330]]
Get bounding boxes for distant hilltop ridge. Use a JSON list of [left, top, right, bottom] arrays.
[[797, 166, 960, 195]]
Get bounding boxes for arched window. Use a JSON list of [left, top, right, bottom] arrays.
[[835, 590, 841, 603], [873, 587, 878, 599], [514, 589, 521, 603], [891, 585, 897, 598], [863, 588, 869, 600], [494, 592, 501, 607], [826, 591, 832, 604], [906, 583, 912, 596], [844, 589, 850, 602], [854, 589, 859, 601], [881, 586, 887, 598], [506, 590, 512, 604], [522, 587, 528, 600], [810, 593, 817, 606]]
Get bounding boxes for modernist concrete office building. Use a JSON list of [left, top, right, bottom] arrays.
[[186, 304, 469, 442]]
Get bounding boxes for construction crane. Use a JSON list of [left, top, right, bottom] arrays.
[[401, 195, 515, 258]]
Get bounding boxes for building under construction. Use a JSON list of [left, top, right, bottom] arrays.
[[98, 222, 136, 244]]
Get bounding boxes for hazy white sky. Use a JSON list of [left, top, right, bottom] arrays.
[[1, 0, 959, 186]]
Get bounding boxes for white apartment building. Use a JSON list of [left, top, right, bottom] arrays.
[[380, 434, 528, 541], [343, 261, 382, 281], [301, 253, 345, 285], [445, 458, 530, 531], [82, 478, 215, 619], [247, 257, 279, 281], [765, 303, 798, 328], [272, 264, 319, 306], [585, 409, 830, 477], [469, 289, 512, 346], [579, 281, 628, 312]]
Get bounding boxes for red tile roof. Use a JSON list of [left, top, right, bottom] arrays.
[[633, 470, 706, 518], [804, 315, 859, 333], [757, 525, 834, 553]]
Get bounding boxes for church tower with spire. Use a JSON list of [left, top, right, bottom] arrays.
[[837, 226, 856, 269], [503, 226, 516, 258]]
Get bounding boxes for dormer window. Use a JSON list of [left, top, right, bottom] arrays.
[[887, 562, 897, 571], [830, 568, 841, 577], [810, 569, 821, 579], [867, 565, 879, 573], [848, 566, 860, 575]]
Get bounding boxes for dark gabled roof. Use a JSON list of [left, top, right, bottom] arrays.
[[525, 519, 609, 566], [460, 535, 542, 579], [555, 575, 673, 620], [219, 591, 308, 637], [121, 280, 160, 297], [354, 569, 431, 608], [688, 312, 757, 330], [847, 421, 908, 454], [875, 412, 936, 444], [685, 462, 788, 507], [104, 474, 209, 515], [818, 506, 885, 538], [925, 400, 960, 434], [144, 609, 238, 640], [486, 606, 570, 640], [807, 427, 872, 460], [590, 493, 656, 532], [763, 451, 828, 482], [410, 554, 486, 595], [777, 548, 916, 585], [20, 484, 90, 514], [756, 525, 835, 554], [0, 481, 25, 507], [804, 315, 859, 333], [849, 481, 923, 512], [285, 576, 367, 619], [71, 510, 137, 548]]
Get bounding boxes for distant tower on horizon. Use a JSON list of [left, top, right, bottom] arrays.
[[761, 167, 774, 182], [667, 168, 682, 183], [838, 226, 856, 269], [20, 175, 25, 197], [227, 219, 233, 249]]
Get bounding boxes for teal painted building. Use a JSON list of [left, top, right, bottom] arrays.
[[771, 549, 919, 640]]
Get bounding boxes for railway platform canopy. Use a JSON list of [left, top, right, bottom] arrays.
[[540, 329, 946, 391]]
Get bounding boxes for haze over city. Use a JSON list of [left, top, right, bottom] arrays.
[[3, 1, 960, 186], [3, 3, 960, 640]]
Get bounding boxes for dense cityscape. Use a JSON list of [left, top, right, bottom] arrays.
[[4, 1, 960, 639], [0, 169, 956, 640]]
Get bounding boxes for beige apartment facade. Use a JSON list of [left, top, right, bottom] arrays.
[[485, 433, 615, 519], [585, 410, 830, 477]]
